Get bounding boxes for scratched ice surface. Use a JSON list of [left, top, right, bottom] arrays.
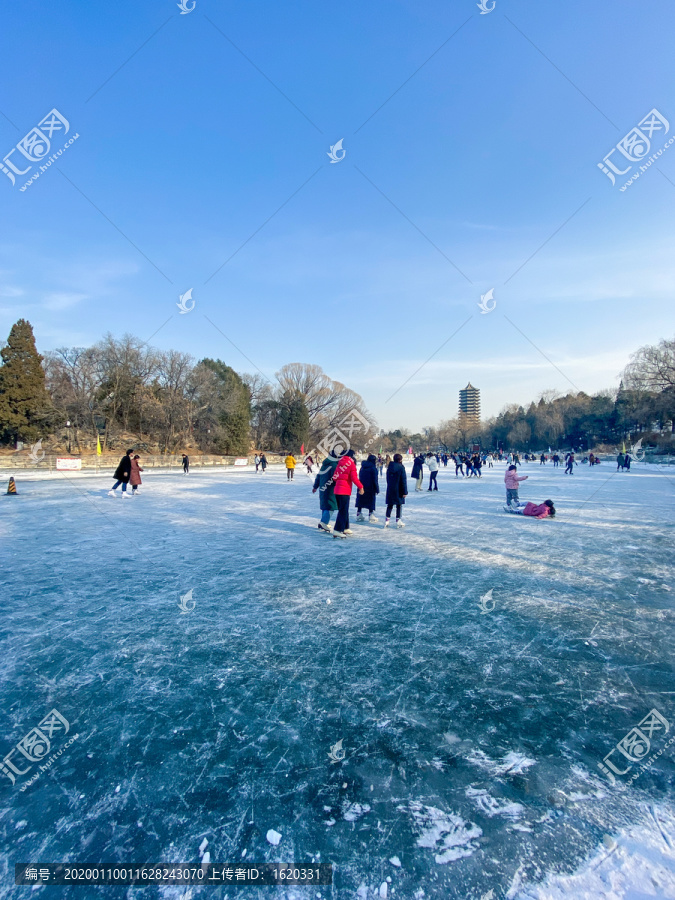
[[1, 460, 675, 899]]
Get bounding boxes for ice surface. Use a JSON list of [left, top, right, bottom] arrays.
[[1, 460, 675, 898]]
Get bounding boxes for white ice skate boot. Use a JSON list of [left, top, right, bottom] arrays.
[[384, 519, 390, 528], [318, 522, 332, 533], [122, 491, 131, 499], [396, 520, 405, 528], [108, 490, 116, 496], [343, 529, 353, 535], [333, 530, 347, 539], [369, 514, 378, 523], [356, 513, 365, 522]]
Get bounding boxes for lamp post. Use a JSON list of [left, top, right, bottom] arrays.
[[66, 420, 71, 454]]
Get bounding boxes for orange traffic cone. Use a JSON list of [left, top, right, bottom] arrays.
[[6, 477, 17, 495]]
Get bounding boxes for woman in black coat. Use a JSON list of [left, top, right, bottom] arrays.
[[385, 453, 408, 528], [108, 449, 134, 497], [411, 454, 424, 492], [355, 454, 380, 522]]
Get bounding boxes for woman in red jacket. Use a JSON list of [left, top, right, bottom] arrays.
[[332, 449, 364, 538]]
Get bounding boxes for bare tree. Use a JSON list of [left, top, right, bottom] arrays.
[[623, 337, 675, 393]]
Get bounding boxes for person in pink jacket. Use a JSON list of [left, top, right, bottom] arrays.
[[504, 464, 528, 507], [332, 449, 364, 538], [505, 499, 555, 518]]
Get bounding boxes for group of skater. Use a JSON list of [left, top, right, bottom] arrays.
[[107, 448, 144, 496], [312, 449, 409, 537], [307, 446, 562, 536], [254, 453, 269, 474]]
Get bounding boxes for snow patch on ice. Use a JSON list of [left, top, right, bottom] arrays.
[[342, 801, 371, 822], [465, 786, 524, 819], [467, 749, 536, 777], [397, 801, 481, 864], [513, 803, 675, 899], [389, 855, 401, 867], [266, 829, 282, 845]]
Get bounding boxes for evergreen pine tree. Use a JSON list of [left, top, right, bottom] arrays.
[[200, 358, 251, 455], [279, 392, 309, 452], [0, 319, 51, 444]]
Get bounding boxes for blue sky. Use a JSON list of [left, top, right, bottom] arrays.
[[1, 0, 674, 430]]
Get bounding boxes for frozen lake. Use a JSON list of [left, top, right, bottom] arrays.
[[1, 459, 674, 899]]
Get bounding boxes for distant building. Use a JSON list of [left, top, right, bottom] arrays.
[[459, 383, 480, 423]]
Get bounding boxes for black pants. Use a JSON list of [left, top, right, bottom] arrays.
[[183, 464, 189, 473], [455, 465, 463, 476], [386, 503, 402, 519], [287, 468, 294, 480], [334, 494, 351, 532], [428, 471, 438, 490]]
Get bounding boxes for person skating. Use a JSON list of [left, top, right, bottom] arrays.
[[385, 453, 408, 527], [130, 454, 143, 495], [109, 449, 134, 497], [565, 453, 575, 475], [304, 455, 314, 475], [540, 453, 546, 465], [426, 453, 439, 490], [285, 452, 296, 480], [624, 453, 631, 471], [260, 453, 268, 473], [254, 453, 260, 473], [616, 451, 625, 471], [355, 454, 380, 523], [487, 453, 494, 468], [181, 453, 190, 474], [332, 449, 364, 538], [312, 448, 339, 532], [473, 454, 482, 478], [504, 464, 528, 508], [384, 454, 392, 472], [552, 452, 560, 467], [411, 453, 425, 492], [454, 454, 464, 477], [504, 499, 556, 518], [465, 456, 474, 477], [377, 454, 384, 477]]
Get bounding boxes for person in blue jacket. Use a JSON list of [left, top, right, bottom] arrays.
[[355, 454, 380, 523], [312, 448, 339, 532]]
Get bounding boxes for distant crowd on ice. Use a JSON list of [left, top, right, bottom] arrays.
[[105, 445, 634, 538]]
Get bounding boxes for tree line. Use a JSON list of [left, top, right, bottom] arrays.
[[378, 336, 675, 454], [0, 319, 672, 455], [0, 320, 373, 456]]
